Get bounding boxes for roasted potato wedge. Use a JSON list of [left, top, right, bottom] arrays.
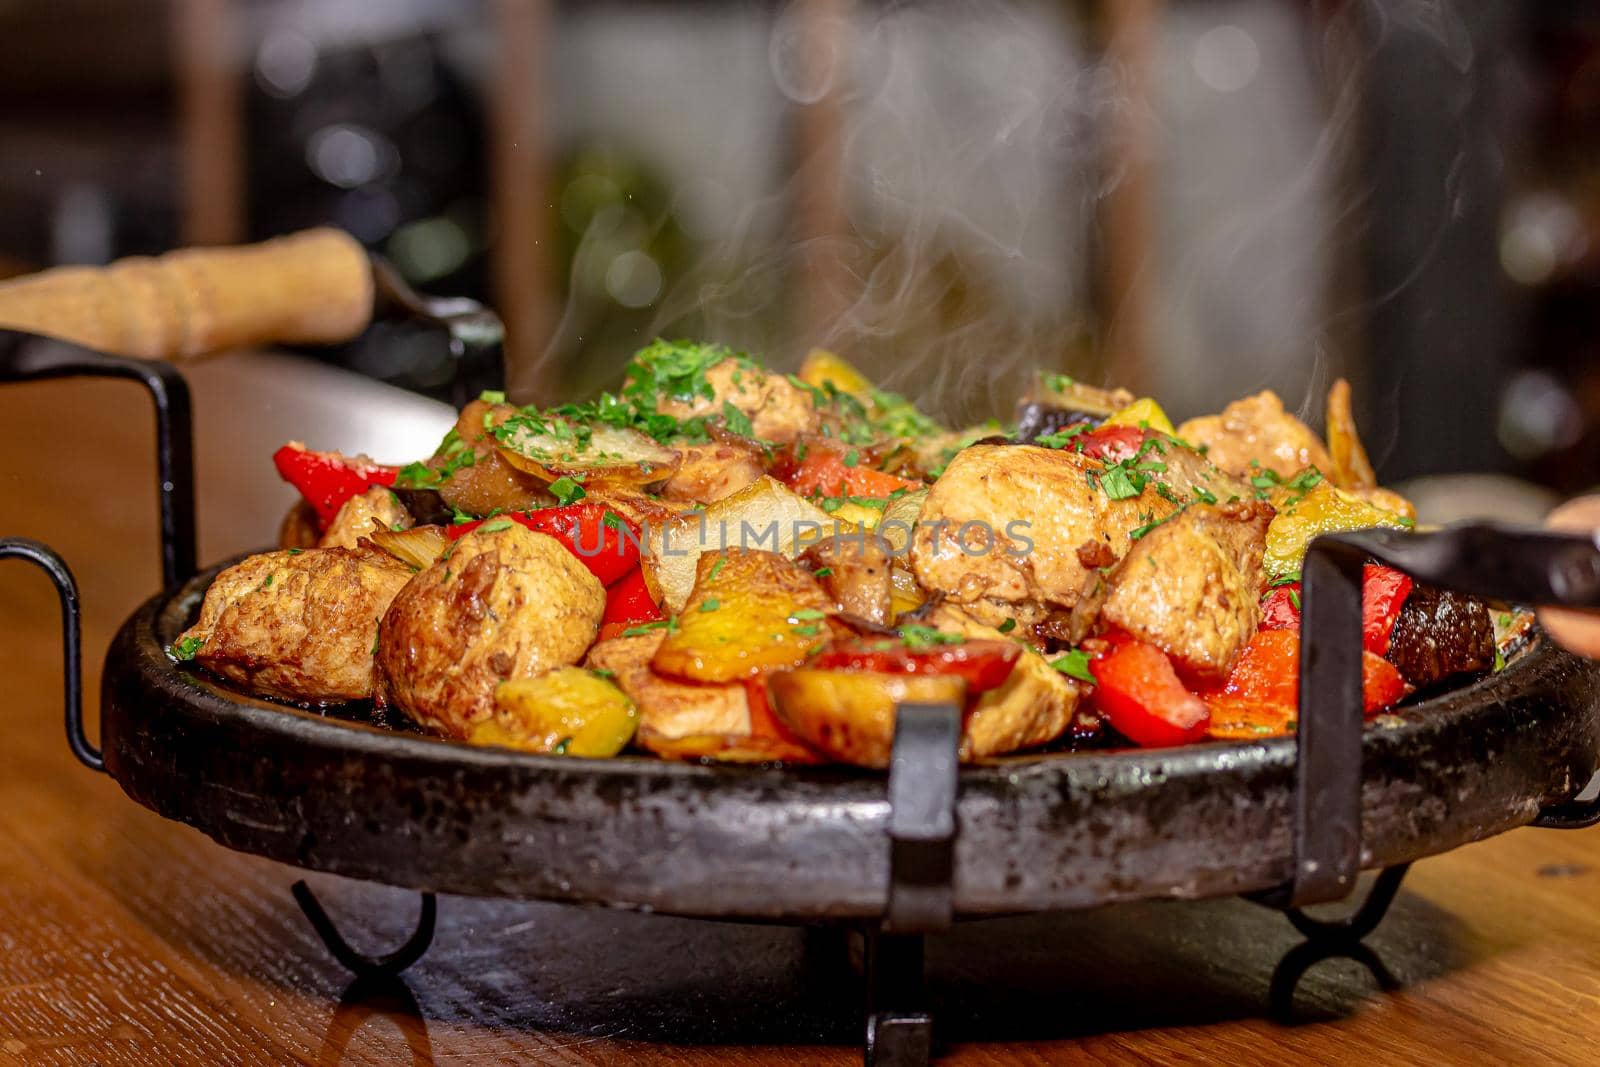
[[643, 475, 851, 613], [768, 669, 967, 769], [473, 667, 638, 757], [588, 632, 816, 762], [653, 549, 834, 682]]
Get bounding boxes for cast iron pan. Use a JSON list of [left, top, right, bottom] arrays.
[[92, 548, 1600, 923]]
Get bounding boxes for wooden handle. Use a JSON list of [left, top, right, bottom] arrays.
[[0, 228, 374, 361]]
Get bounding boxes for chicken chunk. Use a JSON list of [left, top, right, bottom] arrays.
[[800, 533, 894, 625], [178, 546, 413, 703], [318, 485, 412, 549], [587, 630, 750, 743], [1094, 501, 1272, 683], [925, 604, 1086, 757], [1177, 390, 1334, 479], [376, 523, 605, 736], [909, 444, 1182, 629], [660, 436, 766, 503], [655, 358, 821, 444]]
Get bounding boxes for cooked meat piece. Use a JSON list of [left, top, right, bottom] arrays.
[[586, 630, 751, 745], [1177, 390, 1335, 479], [909, 444, 1183, 629], [801, 533, 894, 625], [318, 485, 412, 549], [178, 546, 412, 703], [278, 500, 319, 550], [655, 359, 820, 444], [432, 399, 555, 516], [660, 436, 766, 503], [1385, 584, 1494, 692], [1095, 501, 1272, 684], [376, 524, 605, 736], [925, 604, 1086, 756]]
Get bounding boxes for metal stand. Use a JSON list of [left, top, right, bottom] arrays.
[[864, 701, 961, 1067], [291, 880, 437, 980]]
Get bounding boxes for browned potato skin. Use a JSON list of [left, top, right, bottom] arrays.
[[433, 399, 555, 516], [652, 549, 834, 683], [1177, 390, 1335, 480], [180, 545, 412, 703], [768, 670, 967, 769], [377, 524, 605, 737], [318, 485, 412, 549], [800, 534, 894, 625]]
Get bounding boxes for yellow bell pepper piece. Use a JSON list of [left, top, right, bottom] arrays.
[[1263, 481, 1411, 577], [798, 348, 874, 397], [1103, 397, 1176, 436]]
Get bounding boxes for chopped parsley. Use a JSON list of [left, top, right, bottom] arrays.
[[899, 625, 964, 650], [601, 511, 624, 531], [1289, 589, 1302, 611], [552, 737, 573, 755], [371, 621, 381, 655], [622, 620, 673, 637], [591, 668, 616, 680], [479, 389, 507, 404], [1269, 571, 1301, 587], [1049, 648, 1097, 684], [1035, 424, 1090, 449], [480, 519, 514, 533], [700, 598, 721, 613], [286, 547, 304, 555], [997, 618, 1017, 634], [790, 609, 827, 621], [813, 566, 833, 578], [260, 573, 274, 591], [548, 476, 587, 506], [169, 635, 204, 661], [1192, 486, 1218, 505], [707, 557, 726, 582], [721, 400, 754, 437]]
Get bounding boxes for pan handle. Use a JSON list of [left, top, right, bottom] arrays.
[[1271, 521, 1600, 909], [0, 538, 100, 771], [0, 228, 374, 362]]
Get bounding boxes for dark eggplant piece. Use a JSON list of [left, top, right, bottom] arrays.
[[1385, 584, 1495, 693], [1013, 403, 1101, 444], [393, 487, 454, 526]]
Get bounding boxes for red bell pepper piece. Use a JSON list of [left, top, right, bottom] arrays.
[[449, 503, 640, 585], [786, 446, 922, 500], [273, 443, 398, 529], [811, 639, 1021, 693], [599, 566, 664, 641], [1207, 628, 1410, 724], [1361, 564, 1412, 656], [1075, 424, 1148, 463], [1087, 639, 1211, 748], [1259, 583, 1302, 631], [1255, 566, 1412, 657]]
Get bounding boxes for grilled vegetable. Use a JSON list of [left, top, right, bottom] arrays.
[[368, 524, 449, 570], [652, 549, 835, 683], [495, 411, 680, 487], [767, 669, 967, 768], [448, 503, 640, 585], [273, 443, 398, 528], [599, 566, 664, 640], [1325, 377, 1377, 489], [1088, 638, 1211, 748], [1262, 480, 1411, 578], [1202, 628, 1409, 740], [1385, 585, 1495, 691], [476, 667, 638, 757]]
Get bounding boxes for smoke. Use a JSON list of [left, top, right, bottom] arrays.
[[535, 0, 1492, 451]]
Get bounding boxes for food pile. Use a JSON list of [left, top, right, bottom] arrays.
[[170, 341, 1521, 767]]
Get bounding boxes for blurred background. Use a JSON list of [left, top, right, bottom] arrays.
[[0, 0, 1596, 503]]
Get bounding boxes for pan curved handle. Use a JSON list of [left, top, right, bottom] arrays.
[[0, 538, 100, 771]]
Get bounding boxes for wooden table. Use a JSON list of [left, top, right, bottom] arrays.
[[3, 354, 1600, 1065]]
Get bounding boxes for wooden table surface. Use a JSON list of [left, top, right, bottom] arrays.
[[4, 354, 1600, 1066]]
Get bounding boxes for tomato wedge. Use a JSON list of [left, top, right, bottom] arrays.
[[786, 447, 922, 500], [811, 639, 1020, 693], [1074, 424, 1148, 463], [272, 443, 398, 528], [449, 503, 640, 585], [1087, 639, 1210, 748]]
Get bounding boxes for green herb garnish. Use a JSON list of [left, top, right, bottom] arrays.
[[998, 618, 1017, 634], [548, 476, 587, 506], [169, 635, 204, 661], [1050, 649, 1097, 684], [700, 598, 721, 613], [480, 519, 514, 533]]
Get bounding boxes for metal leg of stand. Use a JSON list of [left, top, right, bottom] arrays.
[[291, 880, 437, 979], [1283, 862, 1411, 945]]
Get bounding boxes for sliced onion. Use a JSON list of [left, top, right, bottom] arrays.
[[369, 524, 449, 570], [496, 416, 680, 486]]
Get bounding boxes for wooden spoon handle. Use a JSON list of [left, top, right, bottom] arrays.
[[0, 228, 374, 361]]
